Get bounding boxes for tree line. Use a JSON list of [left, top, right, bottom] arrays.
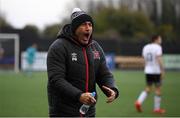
[[0, 0, 179, 42]]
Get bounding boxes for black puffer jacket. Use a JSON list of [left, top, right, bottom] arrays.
[[47, 24, 119, 117]]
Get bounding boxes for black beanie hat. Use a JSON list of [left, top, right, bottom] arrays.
[[71, 8, 93, 34]]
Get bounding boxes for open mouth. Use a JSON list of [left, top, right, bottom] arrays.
[[84, 33, 90, 39]]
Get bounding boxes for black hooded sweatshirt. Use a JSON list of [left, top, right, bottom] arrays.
[[47, 24, 119, 117]]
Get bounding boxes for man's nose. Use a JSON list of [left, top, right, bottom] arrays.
[[85, 24, 92, 30], [85, 24, 90, 28]]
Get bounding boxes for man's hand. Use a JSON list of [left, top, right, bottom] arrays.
[[102, 86, 116, 103], [79, 92, 96, 105]]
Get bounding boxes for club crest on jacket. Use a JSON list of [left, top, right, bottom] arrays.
[[71, 53, 77, 61], [93, 51, 100, 60]]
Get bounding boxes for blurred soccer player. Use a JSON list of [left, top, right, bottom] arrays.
[[25, 43, 37, 75], [135, 35, 165, 114]]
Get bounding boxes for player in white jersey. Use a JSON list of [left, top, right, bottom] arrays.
[[135, 35, 165, 114]]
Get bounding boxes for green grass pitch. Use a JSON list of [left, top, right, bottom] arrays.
[[0, 70, 180, 117]]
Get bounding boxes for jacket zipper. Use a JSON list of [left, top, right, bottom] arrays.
[[82, 47, 89, 92]]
